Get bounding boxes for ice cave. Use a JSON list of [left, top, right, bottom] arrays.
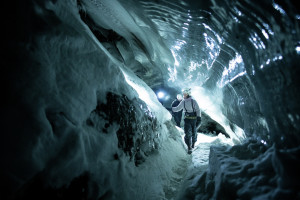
[[1, 0, 300, 199]]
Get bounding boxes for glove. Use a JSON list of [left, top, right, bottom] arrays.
[[196, 116, 201, 127]]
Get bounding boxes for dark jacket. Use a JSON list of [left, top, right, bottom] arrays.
[[171, 99, 183, 117]]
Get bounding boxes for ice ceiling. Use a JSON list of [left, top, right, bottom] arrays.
[[79, 0, 300, 148]]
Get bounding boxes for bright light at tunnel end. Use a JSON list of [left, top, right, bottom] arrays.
[[296, 46, 300, 54], [157, 91, 165, 99]]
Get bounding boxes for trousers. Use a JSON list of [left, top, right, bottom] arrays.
[[173, 113, 182, 126], [184, 118, 197, 148]]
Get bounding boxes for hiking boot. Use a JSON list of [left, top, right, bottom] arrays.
[[188, 146, 192, 154]]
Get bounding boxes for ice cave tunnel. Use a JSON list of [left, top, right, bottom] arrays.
[[1, 0, 300, 199]]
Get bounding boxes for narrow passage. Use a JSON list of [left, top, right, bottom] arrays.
[[165, 129, 216, 200]]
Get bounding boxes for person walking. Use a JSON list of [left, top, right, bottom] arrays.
[[172, 88, 201, 154], [171, 94, 183, 127]]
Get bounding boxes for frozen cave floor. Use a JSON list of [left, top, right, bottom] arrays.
[[165, 129, 216, 200]]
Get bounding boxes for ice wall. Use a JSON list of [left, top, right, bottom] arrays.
[[77, 0, 300, 148], [1, 1, 186, 199], [132, 0, 300, 148], [77, 0, 300, 199]]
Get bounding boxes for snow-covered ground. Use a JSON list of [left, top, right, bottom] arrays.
[[161, 127, 235, 200]]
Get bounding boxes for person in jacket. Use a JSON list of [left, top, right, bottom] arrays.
[[172, 88, 201, 154], [171, 94, 183, 127]]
